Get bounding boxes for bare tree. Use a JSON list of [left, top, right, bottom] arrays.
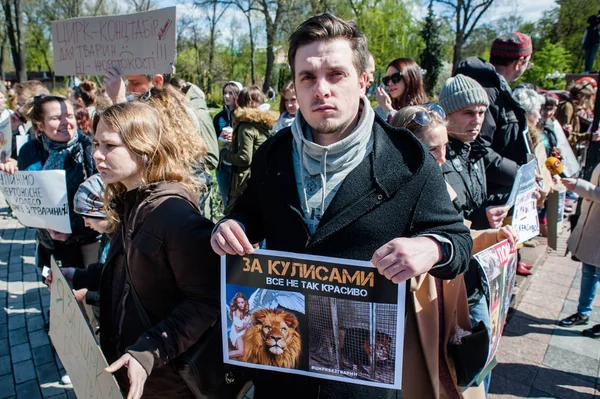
[[435, 0, 497, 72], [255, 0, 285, 92], [195, 0, 229, 93], [128, 0, 153, 12], [2, 0, 26, 82], [231, 0, 257, 84]]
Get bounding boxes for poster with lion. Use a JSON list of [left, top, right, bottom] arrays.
[[221, 249, 406, 389], [467, 239, 518, 387]]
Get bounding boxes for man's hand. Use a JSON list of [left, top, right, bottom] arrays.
[[486, 205, 509, 229], [371, 236, 442, 284], [563, 124, 572, 136], [48, 230, 70, 242], [105, 354, 147, 399], [592, 129, 600, 142], [496, 225, 519, 251], [561, 177, 577, 191], [210, 220, 254, 256], [0, 159, 18, 174], [103, 67, 127, 104]]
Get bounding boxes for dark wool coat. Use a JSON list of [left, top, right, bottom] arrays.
[[17, 134, 98, 255], [456, 57, 529, 202], [99, 183, 220, 399], [228, 115, 473, 399]]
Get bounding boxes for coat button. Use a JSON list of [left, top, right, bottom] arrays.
[[377, 194, 383, 200]]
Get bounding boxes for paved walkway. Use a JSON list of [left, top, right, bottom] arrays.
[[489, 230, 600, 399], [0, 189, 598, 399], [0, 196, 75, 398]]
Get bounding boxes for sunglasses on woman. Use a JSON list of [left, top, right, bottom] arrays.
[[411, 103, 447, 126], [382, 72, 404, 87]]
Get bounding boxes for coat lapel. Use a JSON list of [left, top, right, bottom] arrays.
[[265, 132, 303, 212]]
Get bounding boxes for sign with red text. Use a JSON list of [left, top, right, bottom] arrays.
[[52, 7, 176, 76], [49, 258, 123, 399]]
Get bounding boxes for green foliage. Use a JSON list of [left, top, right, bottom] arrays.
[[419, 3, 444, 96], [518, 41, 572, 89], [557, 0, 600, 71]]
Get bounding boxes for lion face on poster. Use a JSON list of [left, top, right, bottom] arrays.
[[241, 308, 301, 369]]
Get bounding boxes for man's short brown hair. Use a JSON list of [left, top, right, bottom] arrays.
[[288, 13, 368, 77]]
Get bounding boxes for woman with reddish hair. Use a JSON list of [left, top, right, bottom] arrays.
[[375, 58, 428, 121]]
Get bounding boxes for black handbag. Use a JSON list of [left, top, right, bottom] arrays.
[[447, 321, 490, 386], [121, 232, 247, 399]]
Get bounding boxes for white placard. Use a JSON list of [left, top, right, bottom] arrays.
[[0, 110, 12, 163], [552, 120, 581, 178], [52, 7, 176, 76], [15, 134, 29, 156], [512, 190, 539, 244], [0, 170, 72, 233]]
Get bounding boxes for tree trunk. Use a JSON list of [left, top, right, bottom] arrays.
[[246, 13, 256, 85], [0, 33, 6, 81], [452, 33, 464, 74], [263, 22, 275, 93], [15, 0, 26, 82], [207, 1, 217, 94]]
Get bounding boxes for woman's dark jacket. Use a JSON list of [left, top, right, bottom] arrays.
[[213, 105, 233, 138], [456, 57, 529, 202], [99, 182, 220, 398], [17, 134, 98, 249]]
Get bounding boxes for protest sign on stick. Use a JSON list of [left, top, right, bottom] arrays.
[[0, 170, 72, 233], [52, 7, 176, 76], [222, 249, 405, 389], [49, 258, 123, 399], [553, 120, 581, 178]]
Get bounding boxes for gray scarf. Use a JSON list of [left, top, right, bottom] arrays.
[[291, 96, 374, 233], [42, 132, 81, 170]]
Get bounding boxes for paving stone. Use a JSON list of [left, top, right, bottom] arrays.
[[29, 330, 50, 349], [496, 334, 548, 366], [520, 290, 567, 315], [488, 372, 532, 396], [531, 270, 575, 287], [7, 316, 25, 331], [528, 388, 559, 398], [8, 328, 27, 346], [13, 360, 36, 384], [0, 325, 7, 340], [24, 292, 39, 307], [0, 355, 11, 375], [528, 279, 571, 299], [0, 339, 8, 356], [15, 379, 42, 399], [503, 315, 554, 345], [65, 390, 76, 399], [44, 393, 66, 399], [548, 328, 600, 360], [32, 345, 54, 366], [36, 362, 59, 384], [27, 317, 44, 333], [10, 343, 31, 363], [533, 367, 598, 399], [0, 373, 16, 398], [542, 345, 598, 383], [517, 302, 562, 323]]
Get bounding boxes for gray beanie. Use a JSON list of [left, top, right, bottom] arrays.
[[439, 74, 489, 115], [74, 174, 105, 218]]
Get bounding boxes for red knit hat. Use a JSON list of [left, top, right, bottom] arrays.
[[490, 32, 532, 59]]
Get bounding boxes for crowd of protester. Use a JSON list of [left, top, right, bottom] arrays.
[[0, 11, 599, 399]]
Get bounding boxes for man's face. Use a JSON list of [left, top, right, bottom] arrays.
[[294, 39, 367, 141], [126, 75, 153, 93], [513, 55, 531, 81], [366, 55, 375, 89], [447, 104, 487, 143]]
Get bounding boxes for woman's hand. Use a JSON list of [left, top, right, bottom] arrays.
[[563, 124, 572, 136], [72, 288, 88, 303], [105, 354, 148, 399], [0, 159, 18, 174], [561, 178, 577, 191], [48, 230, 71, 242], [375, 86, 393, 115]]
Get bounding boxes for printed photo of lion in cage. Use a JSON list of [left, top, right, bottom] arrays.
[[307, 296, 397, 384]]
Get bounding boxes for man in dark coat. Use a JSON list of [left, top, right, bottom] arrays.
[[456, 32, 533, 203], [211, 13, 472, 399]]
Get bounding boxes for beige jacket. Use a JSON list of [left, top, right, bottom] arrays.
[[567, 163, 600, 267]]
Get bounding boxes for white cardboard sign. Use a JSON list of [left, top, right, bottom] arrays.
[[49, 258, 124, 399], [52, 7, 176, 76], [0, 170, 72, 233]]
